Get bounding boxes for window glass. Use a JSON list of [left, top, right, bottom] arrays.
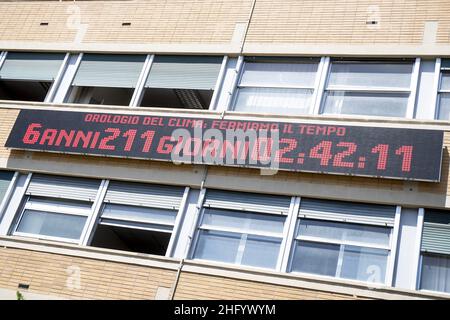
[[193, 230, 281, 269], [234, 87, 313, 115], [291, 241, 340, 276], [240, 62, 318, 87], [437, 93, 450, 120], [340, 246, 388, 282], [420, 254, 450, 294], [297, 219, 391, 247], [201, 208, 285, 234], [27, 196, 92, 211], [328, 62, 413, 89], [441, 73, 450, 91], [322, 91, 409, 117], [16, 210, 86, 240]]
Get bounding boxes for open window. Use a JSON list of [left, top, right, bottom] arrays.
[[66, 54, 146, 106], [0, 52, 65, 102], [139, 56, 222, 109], [90, 181, 185, 255]]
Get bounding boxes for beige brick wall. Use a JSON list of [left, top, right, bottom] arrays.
[[0, 0, 252, 44], [246, 0, 450, 45], [0, 246, 176, 300], [173, 271, 360, 300]]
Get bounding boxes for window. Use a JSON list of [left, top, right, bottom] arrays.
[[289, 198, 396, 284], [322, 60, 414, 117], [419, 210, 450, 294], [192, 190, 291, 269], [90, 181, 185, 255], [233, 57, 319, 115], [436, 60, 450, 120], [11, 174, 101, 243], [66, 54, 146, 106], [140, 56, 223, 109], [0, 52, 65, 102]]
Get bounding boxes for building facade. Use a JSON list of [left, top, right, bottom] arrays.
[[0, 0, 449, 300]]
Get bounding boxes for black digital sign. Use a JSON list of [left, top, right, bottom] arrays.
[[4, 109, 445, 182]]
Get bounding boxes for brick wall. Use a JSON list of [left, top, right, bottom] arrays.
[[173, 272, 357, 300], [0, 246, 176, 300]]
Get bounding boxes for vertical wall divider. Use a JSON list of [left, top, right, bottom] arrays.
[[166, 187, 190, 257], [225, 55, 244, 111], [386, 205, 402, 286], [52, 53, 83, 104], [45, 53, 70, 103], [311, 56, 330, 115], [183, 188, 206, 259], [80, 179, 109, 246], [129, 54, 154, 107], [209, 55, 228, 110], [0, 51, 7, 71], [279, 196, 300, 272], [411, 208, 425, 290], [406, 58, 421, 119]]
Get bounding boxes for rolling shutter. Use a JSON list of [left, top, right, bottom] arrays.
[[104, 181, 185, 210], [145, 56, 222, 90], [0, 52, 65, 81], [72, 54, 145, 88], [0, 171, 14, 202], [203, 190, 291, 215], [26, 174, 101, 202], [298, 198, 396, 226], [421, 210, 450, 255]]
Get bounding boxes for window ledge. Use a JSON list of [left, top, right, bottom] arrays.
[[0, 100, 450, 130]]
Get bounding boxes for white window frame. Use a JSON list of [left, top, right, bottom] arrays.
[[286, 199, 400, 287], [434, 58, 450, 120], [12, 195, 95, 244], [129, 54, 154, 107], [189, 198, 291, 271], [230, 57, 323, 115], [319, 58, 420, 119]]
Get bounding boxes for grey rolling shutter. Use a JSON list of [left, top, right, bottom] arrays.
[[104, 181, 185, 210], [442, 59, 450, 70], [26, 174, 100, 202], [0, 52, 65, 81], [421, 210, 450, 255], [203, 190, 291, 215], [298, 198, 396, 226], [145, 56, 222, 90], [72, 54, 145, 88], [0, 171, 14, 202]]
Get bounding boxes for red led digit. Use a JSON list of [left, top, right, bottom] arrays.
[[371, 144, 389, 170], [309, 140, 333, 166], [141, 130, 156, 153], [251, 137, 273, 162], [332, 142, 357, 168], [98, 128, 120, 151], [122, 129, 137, 152], [274, 138, 297, 164], [395, 145, 413, 172], [22, 123, 42, 144]]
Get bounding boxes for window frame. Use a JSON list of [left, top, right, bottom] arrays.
[[435, 58, 450, 120], [230, 57, 324, 115], [319, 58, 420, 119], [190, 203, 293, 271], [286, 201, 401, 286], [12, 195, 95, 244]]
